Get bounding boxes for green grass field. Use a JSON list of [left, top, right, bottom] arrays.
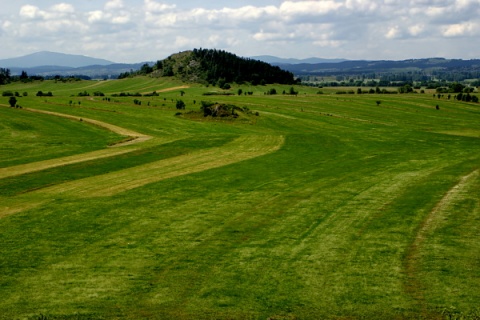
[[1, 78, 479, 319]]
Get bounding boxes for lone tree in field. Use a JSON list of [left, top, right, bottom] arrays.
[[176, 100, 186, 110], [8, 96, 17, 108], [376, 100, 381, 106]]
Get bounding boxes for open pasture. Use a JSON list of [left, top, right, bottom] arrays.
[[1, 78, 479, 319]]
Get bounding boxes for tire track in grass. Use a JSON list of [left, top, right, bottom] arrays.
[[403, 169, 479, 314]]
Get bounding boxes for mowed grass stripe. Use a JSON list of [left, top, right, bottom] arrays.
[[0, 147, 138, 179], [0, 107, 154, 179], [36, 135, 284, 198], [24, 107, 151, 140]]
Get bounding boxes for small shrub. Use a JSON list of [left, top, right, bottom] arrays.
[[8, 96, 17, 107], [176, 100, 186, 110]]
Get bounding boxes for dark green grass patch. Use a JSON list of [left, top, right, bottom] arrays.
[[0, 107, 122, 167]]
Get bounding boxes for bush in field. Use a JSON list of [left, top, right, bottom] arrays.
[[267, 88, 277, 95], [36, 91, 53, 97], [176, 100, 186, 110], [8, 96, 17, 107], [200, 101, 254, 118]]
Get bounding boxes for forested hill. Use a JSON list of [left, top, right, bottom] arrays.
[[142, 49, 296, 86]]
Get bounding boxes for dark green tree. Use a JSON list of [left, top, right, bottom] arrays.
[[140, 63, 153, 75], [9, 96, 17, 107], [176, 100, 186, 110], [20, 70, 29, 82], [449, 82, 465, 93], [0, 68, 11, 85]]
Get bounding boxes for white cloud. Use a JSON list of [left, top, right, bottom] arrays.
[[51, 3, 75, 14], [19, 5, 42, 20], [105, 0, 124, 11], [144, 0, 176, 13], [280, 0, 343, 16], [408, 24, 425, 36], [2, 0, 480, 61], [443, 21, 477, 37], [386, 26, 402, 39]]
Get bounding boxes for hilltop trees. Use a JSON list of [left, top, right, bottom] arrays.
[[191, 48, 296, 85], [149, 49, 297, 86]]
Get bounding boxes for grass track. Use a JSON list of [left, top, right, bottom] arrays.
[[35, 135, 283, 199]]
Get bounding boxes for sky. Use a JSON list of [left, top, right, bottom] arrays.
[[1, 0, 479, 63]]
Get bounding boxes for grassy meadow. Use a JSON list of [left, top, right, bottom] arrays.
[[1, 77, 479, 319]]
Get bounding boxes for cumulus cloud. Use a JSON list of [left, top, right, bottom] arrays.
[[105, 0, 124, 11], [19, 5, 43, 20], [2, 0, 480, 61], [443, 21, 478, 36]]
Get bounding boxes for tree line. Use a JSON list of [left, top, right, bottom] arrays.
[[190, 48, 297, 85]]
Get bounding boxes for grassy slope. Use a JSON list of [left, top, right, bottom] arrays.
[[0, 79, 479, 319]]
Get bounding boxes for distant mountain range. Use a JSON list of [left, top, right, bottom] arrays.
[[0, 51, 146, 79], [278, 58, 480, 76], [1, 51, 480, 79], [250, 55, 347, 65], [0, 51, 114, 68]]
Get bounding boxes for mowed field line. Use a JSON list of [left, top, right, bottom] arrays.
[[24, 107, 151, 139], [37, 135, 284, 198], [0, 147, 138, 179], [0, 107, 153, 179]]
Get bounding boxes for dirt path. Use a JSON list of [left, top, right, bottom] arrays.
[[141, 85, 190, 95], [403, 169, 479, 313], [24, 107, 151, 140]]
